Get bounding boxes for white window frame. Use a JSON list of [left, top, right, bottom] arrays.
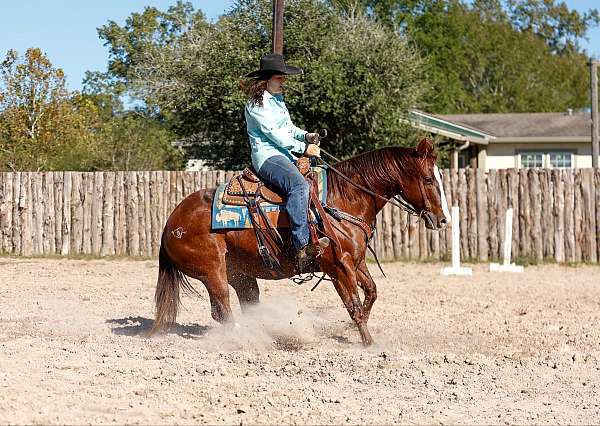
[[518, 152, 544, 168], [515, 150, 576, 169], [548, 151, 573, 169]]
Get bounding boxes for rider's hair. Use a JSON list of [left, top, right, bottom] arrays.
[[241, 73, 274, 107]]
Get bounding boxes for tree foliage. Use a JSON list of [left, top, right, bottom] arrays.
[[83, 0, 203, 100], [93, 113, 184, 171], [505, 0, 599, 54], [7, 0, 594, 171], [120, 0, 427, 169], [411, 0, 592, 113], [330, 0, 598, 113], [0, 48, 99, 170], [0, 48, 184, 171]]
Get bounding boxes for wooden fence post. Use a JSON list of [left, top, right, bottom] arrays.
[[101, 171, 116, 256], [552, 170, 565, 263], [82, 173, 93, 255], [458, 169, 468, 260], [581, 169, 597, 262], [91, 172, 103, 255], [530, 170, 543, 262], [126, 172, 140, 256], [115, 171, 126, 255], [61, 172, 72, 256], [563, 170, 575, 262], [596, 169, 600, 262], [32, 173, 44, 255], [476, 169, 488, 261], [539, 170, 554, 259], [20, 172, 33, 256], [0, 173, 13, 253], [573, 170, 583, 262], [70, 172, 84, 255]]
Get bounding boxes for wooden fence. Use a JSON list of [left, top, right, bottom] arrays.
[[0, 169, 598, 263]]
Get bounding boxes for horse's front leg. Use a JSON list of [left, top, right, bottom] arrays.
[[357, 260, 377, 323], [327, 256, 373, 346]]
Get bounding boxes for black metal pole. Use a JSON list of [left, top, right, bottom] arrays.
[[272, 0, 284, 55]]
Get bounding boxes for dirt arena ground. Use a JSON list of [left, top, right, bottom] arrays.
[[0, 258, 599, 424]]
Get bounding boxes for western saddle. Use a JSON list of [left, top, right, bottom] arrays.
[[222, 157, 311, 207], [219, 157, 339, 276]]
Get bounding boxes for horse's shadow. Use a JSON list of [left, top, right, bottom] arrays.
[[106, 316, 210, 339]]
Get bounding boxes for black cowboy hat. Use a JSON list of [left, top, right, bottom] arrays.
[[245, 53, 303, 78]]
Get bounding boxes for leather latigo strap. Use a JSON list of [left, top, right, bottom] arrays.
[[307, 172, 342, 256], [237, 176, 285, 276]]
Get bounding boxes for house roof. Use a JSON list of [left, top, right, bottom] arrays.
[[437, 111, 592, 142], [408, 110, 493, 145]]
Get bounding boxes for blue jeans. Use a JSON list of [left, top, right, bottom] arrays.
[[257, 155, 310, 250]]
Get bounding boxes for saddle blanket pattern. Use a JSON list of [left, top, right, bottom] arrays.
[[211, 167, 328, 230]]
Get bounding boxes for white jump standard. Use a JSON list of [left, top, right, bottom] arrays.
[[441, 206, 472, 276], [490, 208, 524, 273]]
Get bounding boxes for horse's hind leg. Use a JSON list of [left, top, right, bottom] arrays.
[[200, 269, 233, 324], [227, 270, 260, 313]]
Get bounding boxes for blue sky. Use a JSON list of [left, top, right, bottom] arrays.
[[0, 0, 598, 91]]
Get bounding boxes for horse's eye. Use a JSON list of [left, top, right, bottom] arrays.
[[424, 176, 434, 185]]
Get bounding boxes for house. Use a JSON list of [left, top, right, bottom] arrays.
[[409, 109, 594, 170]]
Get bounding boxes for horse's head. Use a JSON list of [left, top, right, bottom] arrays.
[[397, 138, 450, 230]]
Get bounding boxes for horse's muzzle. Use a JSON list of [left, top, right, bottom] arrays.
[[423, 211, 447, 230]]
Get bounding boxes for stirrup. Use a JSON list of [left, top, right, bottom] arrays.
[[313, 237, 330, 255], [300, 237, 329, 256], [296, 249, 314, 274], [296, 237, 329, 273]]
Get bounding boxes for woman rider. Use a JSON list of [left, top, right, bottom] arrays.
[[243, 53, 329, 269]]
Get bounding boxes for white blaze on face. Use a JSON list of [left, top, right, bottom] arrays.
[[433, 165, 450, 222]]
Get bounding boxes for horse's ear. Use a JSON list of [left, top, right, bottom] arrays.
[[416, 137, 434, 157]]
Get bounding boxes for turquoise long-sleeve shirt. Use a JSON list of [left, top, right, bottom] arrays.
[[245, 91, 307, 171]]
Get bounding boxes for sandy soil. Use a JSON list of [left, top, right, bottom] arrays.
[[0, 258, 599, 424]]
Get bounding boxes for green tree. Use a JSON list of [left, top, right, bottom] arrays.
[[341, 0, 599, 52], [0, 48, 100, 171], [83, 0, 203, 101], [506, 0, 599, 54], [334, 0, 598, 113], [94, 113, 184, 171], [0, 48, 184, 171], [125, 0, 426, 169], [409, 1, 592, 112]]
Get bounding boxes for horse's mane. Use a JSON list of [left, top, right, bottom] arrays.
[[328, 146, 424, 200]]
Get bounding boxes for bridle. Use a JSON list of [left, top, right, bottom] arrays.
[[317, 145, 435, 220], [304, 142, 439, 286]]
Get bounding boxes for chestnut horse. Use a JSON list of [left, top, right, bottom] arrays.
[[151, 138, 449, 346]]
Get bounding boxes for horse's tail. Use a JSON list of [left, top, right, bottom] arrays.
[[150, 238, 197, 335]]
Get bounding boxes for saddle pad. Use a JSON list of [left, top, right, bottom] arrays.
[[211, 167, 328, 230]]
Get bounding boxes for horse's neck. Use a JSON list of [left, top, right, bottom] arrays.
[[329, 166, 397, 225]]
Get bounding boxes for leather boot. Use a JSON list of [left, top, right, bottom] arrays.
[[297, 237, 330, 273]]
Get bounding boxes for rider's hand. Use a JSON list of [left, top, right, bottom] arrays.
[[304, 143, 320, 157], [305, 133, 320, 145]]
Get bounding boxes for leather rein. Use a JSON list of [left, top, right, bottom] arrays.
[[317, 147, 429, 218], [305, 146, 433, 282]]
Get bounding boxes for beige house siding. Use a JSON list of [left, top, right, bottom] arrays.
[[485, 142, 592, 170]]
